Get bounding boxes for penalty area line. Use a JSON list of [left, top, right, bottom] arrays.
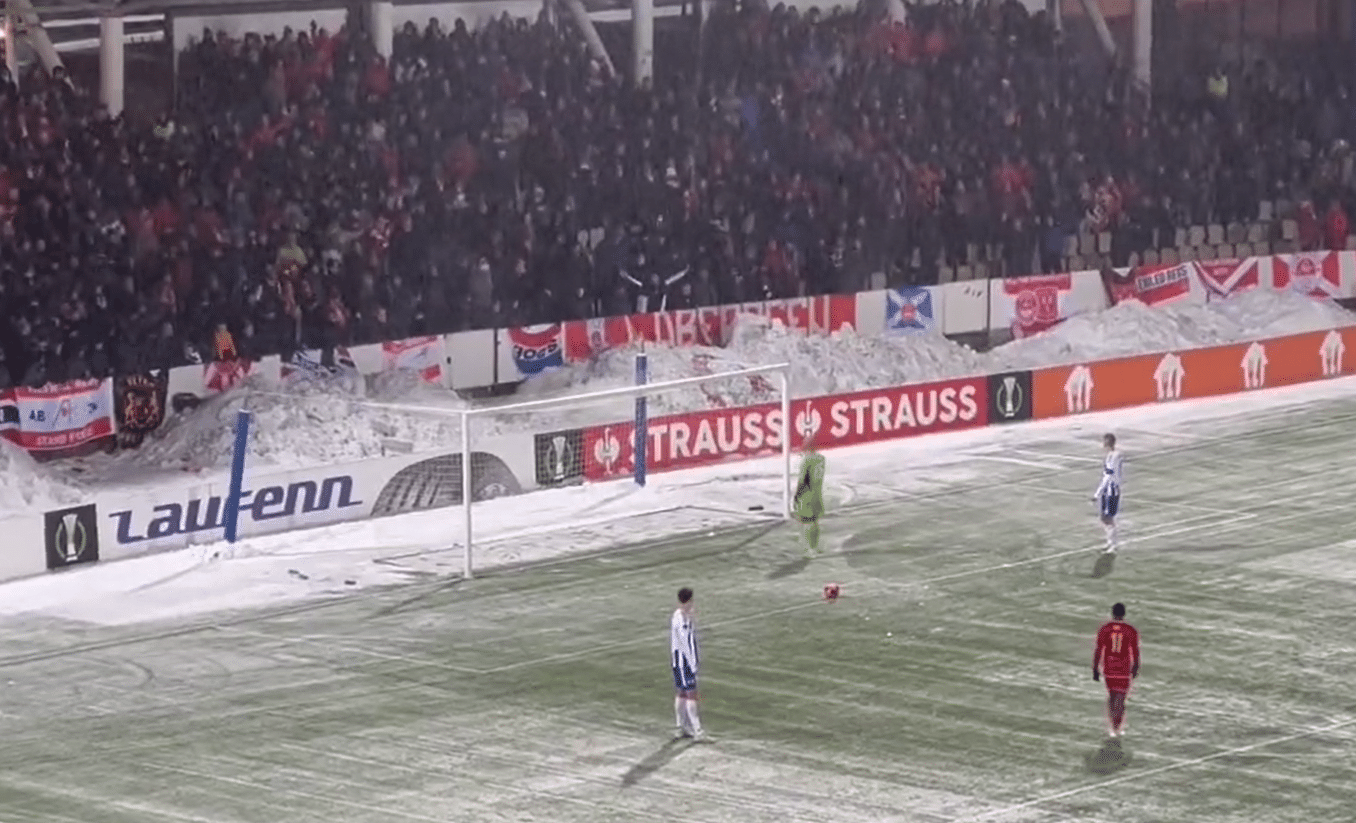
[[470, 512, 1258, 675], [952, 717, 1356, 822]]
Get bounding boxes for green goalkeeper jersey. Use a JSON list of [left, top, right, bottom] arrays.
[[794, 451, 826, 520]]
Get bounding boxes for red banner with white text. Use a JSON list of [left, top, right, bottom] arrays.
[[580, 375, 987, 481], [562, 295, 857, 363]]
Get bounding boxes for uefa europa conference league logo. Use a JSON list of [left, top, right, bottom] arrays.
[[536, 430, 584, 486], [44, 504, 100, 570], [988, 372, 1032, 424], [548, 434, 572, 482]]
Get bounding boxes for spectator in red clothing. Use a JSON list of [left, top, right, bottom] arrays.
[[1324, 200, 1349, 251], [1298, 201, 1322, 251], [213, 324, 238, 361], [3, 2, 1356, 390]]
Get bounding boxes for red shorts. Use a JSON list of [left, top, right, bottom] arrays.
[[1104, 676, 1132, 694]]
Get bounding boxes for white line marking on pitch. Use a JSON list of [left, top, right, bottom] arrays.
[[143, 762, 453, 823], [1007, 448, 1091, 463], [951, 718, 1356, 821], [213, 626, 486, 675], [472, 511, 1264, 675], [1008, 483, 1252, 516], [970, 455, 1071, 471]]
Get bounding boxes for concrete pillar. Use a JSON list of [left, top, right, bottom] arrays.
[[1132, 0, 1152, 92], [1077, 0, 1117, 60], [632, 0, 653, 86], [369, 1, 394, 60], [99, 14, 125, 117], [564, 0, 615, 78], [3, 15, 17, 82]]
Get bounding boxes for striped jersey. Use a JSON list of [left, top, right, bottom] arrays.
[[1095, 449, 1124, 498], [671, 608, 699, 672]]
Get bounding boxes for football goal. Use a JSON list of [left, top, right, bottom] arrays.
[[455, 360, 795, 577], [217, 360, 794, 580]]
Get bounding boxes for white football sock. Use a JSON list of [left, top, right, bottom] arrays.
[[1102, 522, 1116, 545], [675, 696, 688, 732], [684, 699, 703, 735]]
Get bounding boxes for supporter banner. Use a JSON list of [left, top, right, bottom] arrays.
[[561, 295, 856, 362], [114, 371, 169, 450], [1002, 274, 1073, 337], [382, 336, 443, 384], [581, 375, 986, 480], [884, 287, 938, 335], [1109, 258, 1263, 307], [203, 358, 255, 395], [1273, 252, 1343, 299], [0, 379, 116, 456], [281, 347, 358, 384], [1030, 326, 1356, 419], [1108, 261, 1196, 306], [507, 324, 565, 378], [1195, 258, 1261, 301]]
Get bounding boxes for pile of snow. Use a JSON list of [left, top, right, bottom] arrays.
[[515, 314, 988, 413], [0, 440, 84, 512], [117, 375, 471, 475], [992, 290, 1356, 367], [21, 289, 1356, 494]]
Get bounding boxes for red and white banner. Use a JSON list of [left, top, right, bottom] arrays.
[[581, 375, 986, 481], [1004, 273, 1073, 337], [1111, 262, 1196, 306], [1195, 258, 1261, 300], [383, 336, 443, 383], [562, 295, 857, 362], [203, 358, 255, 395], [1274, 252, 1343, 298], [0, 378, 117, 456]]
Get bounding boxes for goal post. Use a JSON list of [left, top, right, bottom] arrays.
[[458, 361, 794, 578]]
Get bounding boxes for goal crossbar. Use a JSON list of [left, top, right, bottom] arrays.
[[462, 362, 793, 417], [459, 361, 794, 578]]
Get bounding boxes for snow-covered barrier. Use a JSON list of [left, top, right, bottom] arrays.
[[5, 283, 1356, 584], [570, 324, 1356, 483], [21, 431, 540, 578]]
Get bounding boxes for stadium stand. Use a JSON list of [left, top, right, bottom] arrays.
[[1, 0, 1354, 388]]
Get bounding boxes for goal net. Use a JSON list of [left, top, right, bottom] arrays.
[[455, 360, 794, 577], [214, 360, 792, 580]]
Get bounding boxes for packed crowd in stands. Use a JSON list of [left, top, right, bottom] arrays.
[[1, 0, 1354, 388]]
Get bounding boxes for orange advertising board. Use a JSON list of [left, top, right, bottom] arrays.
[[1032, 326, 1356, 420]]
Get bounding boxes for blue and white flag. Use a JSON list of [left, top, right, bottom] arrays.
[[885, 287, 937, 335]]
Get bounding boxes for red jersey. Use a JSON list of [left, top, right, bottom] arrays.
[[1094, 620, 1140, 678]]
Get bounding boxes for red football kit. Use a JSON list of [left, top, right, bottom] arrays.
[[1094, 620, 1140, 694]]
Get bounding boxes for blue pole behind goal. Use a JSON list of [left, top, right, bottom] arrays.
[[634, 352, 647, 487], [223, 409, 251, 543]]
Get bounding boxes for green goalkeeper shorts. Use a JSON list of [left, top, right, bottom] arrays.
[[793, 492, 823, 523]]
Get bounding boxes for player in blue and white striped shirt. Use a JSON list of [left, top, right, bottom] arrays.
[[1092, 433, 1124, 553], [670, 587, 708, 741]]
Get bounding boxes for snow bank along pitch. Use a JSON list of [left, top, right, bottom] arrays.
[[0, 290, 1353, 586]]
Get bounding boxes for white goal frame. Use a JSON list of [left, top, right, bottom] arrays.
[[458, 362, 793, 578]]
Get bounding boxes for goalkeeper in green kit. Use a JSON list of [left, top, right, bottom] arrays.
[[793, 441, 826, 555]]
